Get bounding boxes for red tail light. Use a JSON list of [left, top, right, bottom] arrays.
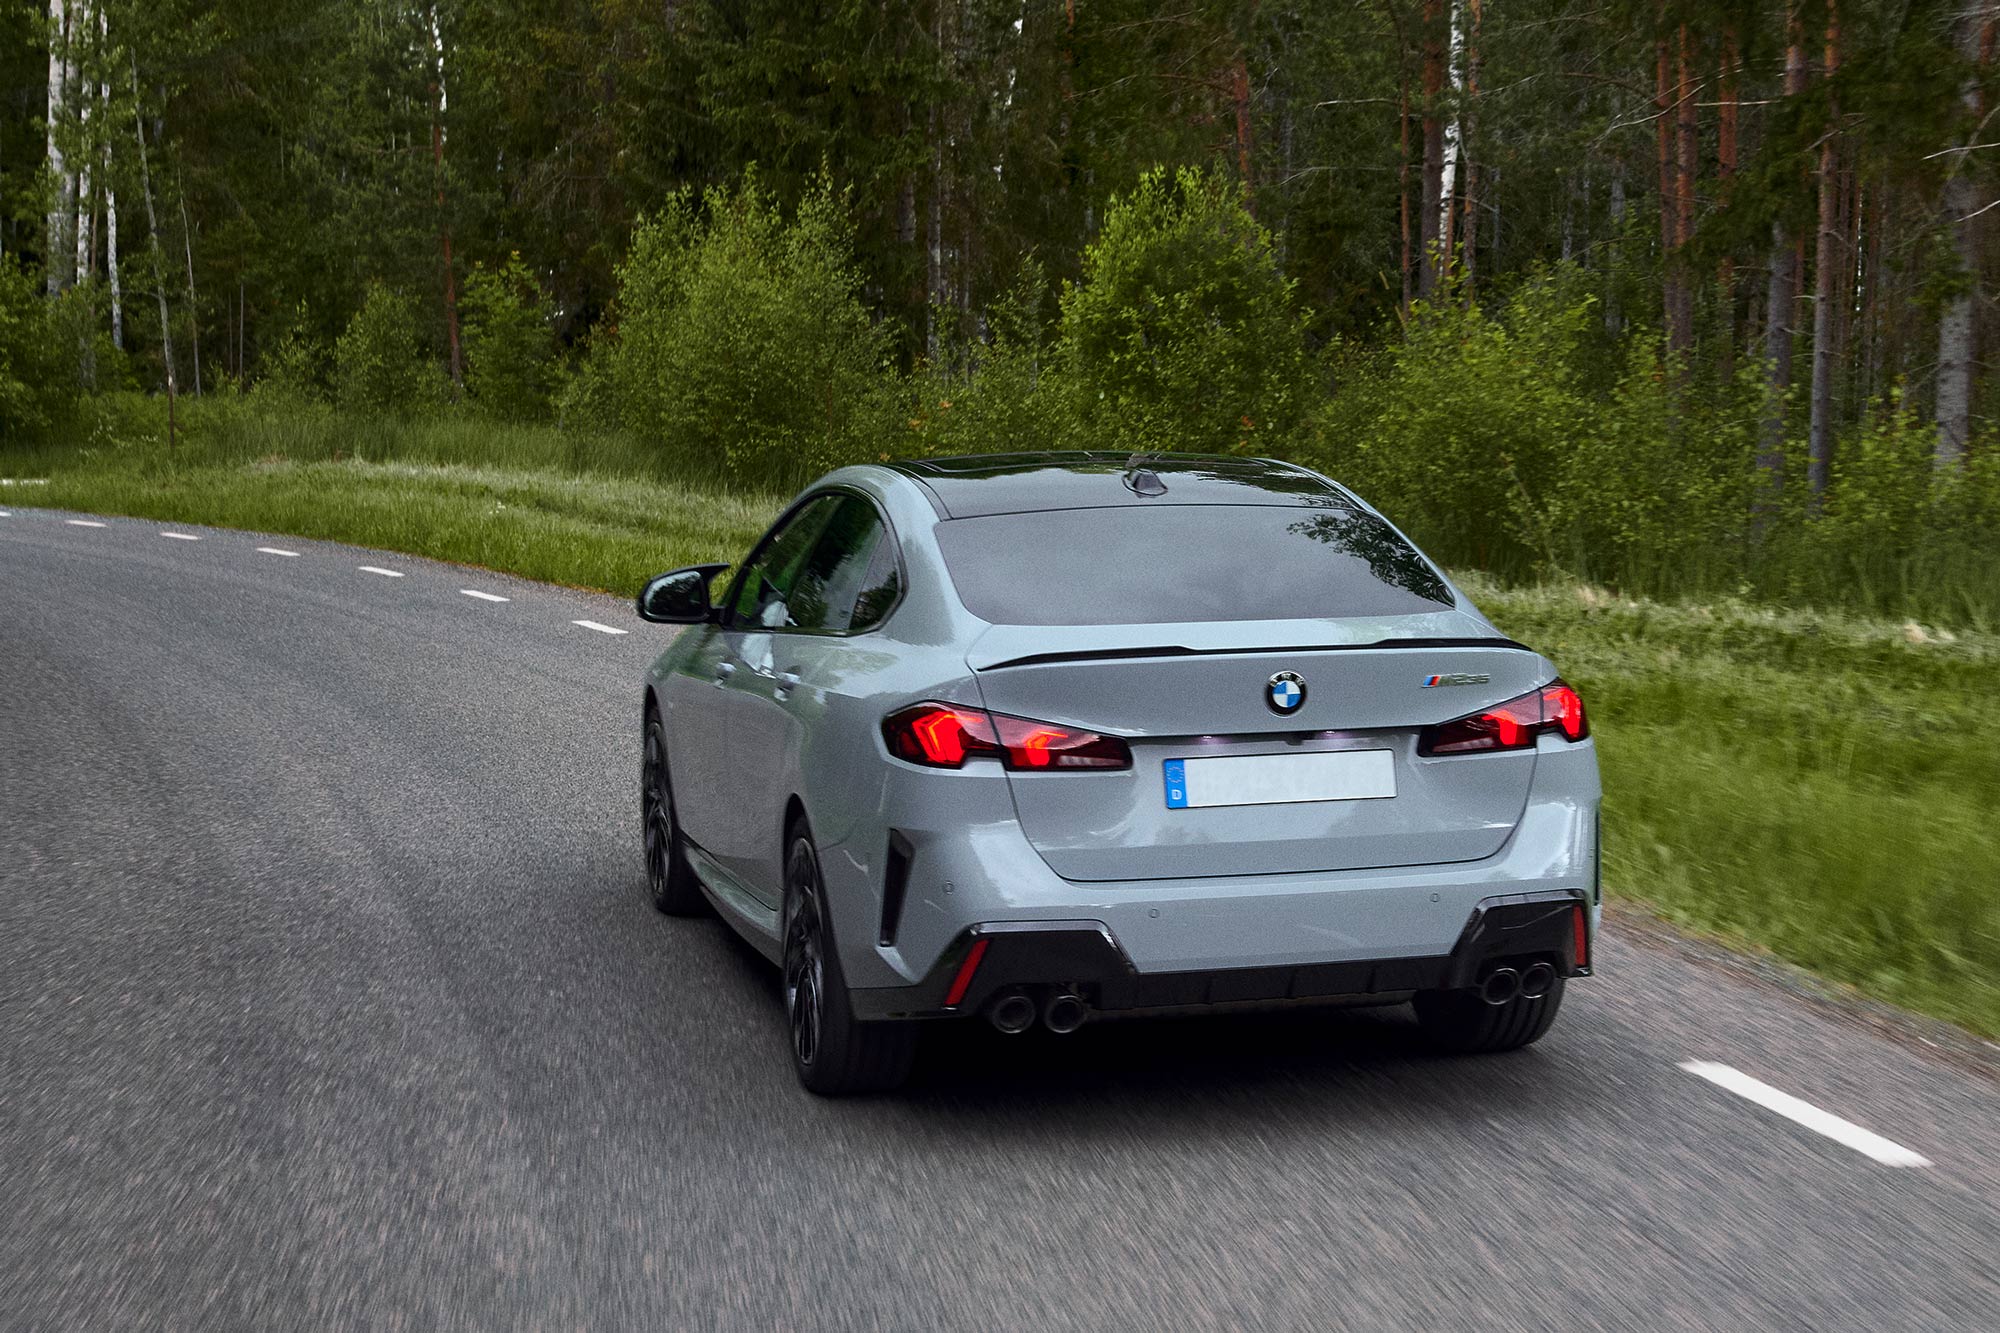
[[883, 703, 1132, 771], [1418, 679, 1590, 756]]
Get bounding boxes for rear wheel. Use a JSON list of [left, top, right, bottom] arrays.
[[642, 712, 706, 916], [782, 825, 916, 1096], [1413, 976, 1565, 1054]]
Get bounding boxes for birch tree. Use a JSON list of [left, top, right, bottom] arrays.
[[1935, 0, 1995, 471], [45, 0, 71, 294]]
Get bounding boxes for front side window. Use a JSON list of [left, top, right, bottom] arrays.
[[728, 496, 841, 629]]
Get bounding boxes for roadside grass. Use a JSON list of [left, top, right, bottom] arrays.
[[10, 408, 1997, 1037], [1472, 576, 2000, 1037]]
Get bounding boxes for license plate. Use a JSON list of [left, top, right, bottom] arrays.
[[1162, 750, 1396, 810]]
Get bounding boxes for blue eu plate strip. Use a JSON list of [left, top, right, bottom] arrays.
[[1163, 758, 1188, 809]]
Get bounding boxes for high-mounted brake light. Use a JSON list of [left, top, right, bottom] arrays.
[[1418, 679, 1590, 756], [883, 703, 1132, 771]]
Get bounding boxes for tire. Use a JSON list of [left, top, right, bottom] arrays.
[[1413, 975, 1565, 1054], [781, 824, 917, 1096], [642, 711, 706, 916]]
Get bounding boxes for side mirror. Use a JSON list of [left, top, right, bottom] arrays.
[[637, 564, 730, 624]]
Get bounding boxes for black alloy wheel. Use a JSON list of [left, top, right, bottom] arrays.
[[642, 713, 705, 916]]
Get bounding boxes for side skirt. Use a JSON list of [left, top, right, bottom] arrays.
[[685, 842, 783, 963]]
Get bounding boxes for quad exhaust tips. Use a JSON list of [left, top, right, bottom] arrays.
[[1519, 961, 1557, 1000], [1043, 991, 1088, 1035], [988, 990, 1037, 1035], [1478, 967, 1522, 1006]]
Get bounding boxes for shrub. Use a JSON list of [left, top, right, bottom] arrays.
[[0, 258, 81, 444], [605, 171, 894, 488], [1314, 269, 1605, 573], [1057, 165, 1311, 455], [462, 254, 555, 421], [253, 301, 333, 408], [333, 285, 444, 417]]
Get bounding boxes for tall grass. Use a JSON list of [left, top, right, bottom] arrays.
[[1474, 576, 2000, 1034]]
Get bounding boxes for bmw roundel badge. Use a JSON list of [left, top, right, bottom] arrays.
[[1266, 671, 1307, 715]]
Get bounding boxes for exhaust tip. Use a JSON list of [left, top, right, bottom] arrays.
[[1519, 961, 1557, 1000], [988, 990, 1036, 1035], [1479, 967, 1522, 1007], [1043, 992, 1088, 1035]]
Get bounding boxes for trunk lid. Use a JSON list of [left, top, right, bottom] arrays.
[[969, 619, 1549, 883]]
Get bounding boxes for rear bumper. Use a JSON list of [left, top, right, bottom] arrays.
[[849, 889, 1592, 1021]]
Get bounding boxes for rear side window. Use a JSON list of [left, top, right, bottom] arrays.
[[933, 504, 1452, 626], [787, 496, 900, 632]]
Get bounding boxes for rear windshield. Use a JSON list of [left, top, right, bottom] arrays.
[[934, 504, 1453, 626]]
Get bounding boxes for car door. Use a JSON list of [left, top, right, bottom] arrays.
[[714, 493, 901, 900], [704, 494, 844, 897], [664, 496, 833, 867]]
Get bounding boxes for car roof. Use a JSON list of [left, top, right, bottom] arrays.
[[883, 452, 1352, 518]]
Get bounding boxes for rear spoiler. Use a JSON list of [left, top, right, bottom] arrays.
[[977, 637, 1535, 673]]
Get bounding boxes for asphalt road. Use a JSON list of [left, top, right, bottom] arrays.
[[3, 506, 1997, 1332]]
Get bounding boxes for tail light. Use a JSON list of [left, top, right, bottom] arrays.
[[883, 702, 1132, 771], [1419, 679, 1590, 756]]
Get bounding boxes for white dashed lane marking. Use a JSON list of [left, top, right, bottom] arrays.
[[1679, 1061, 1932, 1168], [65, 519, 106, 528], [358, 566, 405, 578], [0, 510, 10, 517], [460, 590, 509, 603], [161, 532, 201, 541], [257, 547, 300, 557], [572, 620, 628, 636]]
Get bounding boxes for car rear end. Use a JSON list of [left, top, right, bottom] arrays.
[[846, 458, 1599, 1043]]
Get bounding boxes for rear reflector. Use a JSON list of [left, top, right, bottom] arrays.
[[883, 702, 1132, 771], [1572, 903, 1590, 971], [1418, 678, 1590, 756], [943, 938, 990, 1008]]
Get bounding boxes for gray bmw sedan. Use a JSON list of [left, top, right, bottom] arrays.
[[637, 453, 1600, 1095]]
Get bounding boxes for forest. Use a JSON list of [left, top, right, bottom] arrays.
[[2, 0, 1997, 622]]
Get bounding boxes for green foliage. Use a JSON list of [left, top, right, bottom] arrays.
[[604, 173, 894, 488], [462, 255, 555, 421], [0, 258, 75, 442], [1315, 265, 2000, 624], [901, 258, 1075, 457], [333, 286, 444, 418], [252, 302, 333, 409], [1058, 166, 1311, 455]]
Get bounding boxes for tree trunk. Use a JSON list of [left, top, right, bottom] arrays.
[[1666, 24, 1696, 366], [1807, 0, 1841, 503], [98, 8, 118, 349], [1606, 161, 1625, 337], [1936, 3, 1994, 469], [1418, 0, 1444, 298], [179, 179, 201, 396], [1437, 0, 1464, 279], [1654, 30, 1680, 362], [1716, 27, 1739, 378], [46, 0, 72, 295], [1759, 17, 1807, 509], [1461, 0, 1481, 301], [71, 0, 94, 287], [1231, 50, 1253, 195], [1399, 77, 1412, 315], [130, 51, 175, 402], [430, 7, 461, 389]]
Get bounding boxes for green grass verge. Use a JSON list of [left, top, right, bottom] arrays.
[[1471, 576, 2000, 1037], [11, 407, 1997, 1037]]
